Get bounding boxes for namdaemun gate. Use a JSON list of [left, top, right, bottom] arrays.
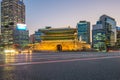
[[33, 27, 91, 52]]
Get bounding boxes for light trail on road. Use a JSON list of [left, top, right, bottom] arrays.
[[0, 55, 120, 67]]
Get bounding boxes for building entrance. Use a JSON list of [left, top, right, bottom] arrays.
[[57, 45, 62, 51]]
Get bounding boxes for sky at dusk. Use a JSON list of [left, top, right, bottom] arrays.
[[1, 0, 120, 34]]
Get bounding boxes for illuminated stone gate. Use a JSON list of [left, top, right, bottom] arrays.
[[33, 27, 90, 51]]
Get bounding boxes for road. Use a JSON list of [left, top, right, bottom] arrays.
[[0, 52, 120, 80]]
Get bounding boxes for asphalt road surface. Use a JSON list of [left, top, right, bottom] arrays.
[[0, 52, 120, 80]]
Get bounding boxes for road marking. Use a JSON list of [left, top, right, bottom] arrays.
[[0, 56, 120, 67]]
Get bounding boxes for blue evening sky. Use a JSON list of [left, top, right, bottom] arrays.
[[1, 0, 120, 34]]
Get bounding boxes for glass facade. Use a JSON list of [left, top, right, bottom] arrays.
[[116, 27, 120, 47], [105, 18, 117, 46], [77, 21, 90, 43], [92, 29, 106, 51], [1, 0, 25, 48], [34, 31, 41, 43], [14, 27, 29, 48], [1, 0, 25, 26], [92, 15, 117, 52]]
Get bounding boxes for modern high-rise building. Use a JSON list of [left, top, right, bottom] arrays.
[[116, 27, 120, 48], [77, 21, 90, 44], [92, 15, 117, 52], [1, 0, 26, 48], [99, 15, 117, 46], [92, 22, 106, 52], [1, 0, 25, 25], [14, 24, 29, 48]]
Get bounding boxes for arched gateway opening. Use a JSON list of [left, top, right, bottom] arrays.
[[57, 45, 62, 51]]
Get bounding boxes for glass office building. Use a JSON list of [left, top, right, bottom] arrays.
[[99, 15, 117, 46], [116, 27, 120, 47], [34, 31, 42, 43], [77, 21, 90, 44], [14, 24, 29, 48], [92, 15, 117, 52], [1, 0, 25, 48], [1, 0, 25, 26], [92, 24, 106, 51]]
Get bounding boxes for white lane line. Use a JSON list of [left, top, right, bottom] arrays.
[[0, 56, 120, 67]]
